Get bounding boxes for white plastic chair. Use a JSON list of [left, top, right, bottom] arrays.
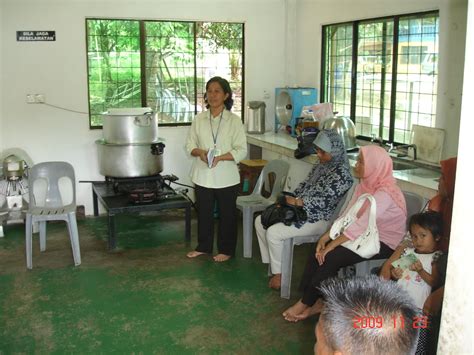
[[350, 190, 427, 276], [25, 161, 81, 269], [236, 159, 290, 258], [279, 183, 355, 299]]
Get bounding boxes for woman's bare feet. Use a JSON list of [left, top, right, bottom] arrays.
[[268, 274, 281, 290], [282, 299, 309, 322], [213, 254, 231, 262], [293, 298, 324, 321], [186, 251, 206, 258]]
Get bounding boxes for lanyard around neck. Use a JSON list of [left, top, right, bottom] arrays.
[[209, 110, 224, 147]]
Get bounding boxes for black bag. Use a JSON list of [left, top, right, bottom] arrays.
[[260, 193, 308, 229], [294, 127, 320, 159]]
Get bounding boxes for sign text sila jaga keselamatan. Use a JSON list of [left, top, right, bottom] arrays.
[[17, 31, 55, 41]]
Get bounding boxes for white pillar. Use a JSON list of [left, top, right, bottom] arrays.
[[437, 0, 474, 353]]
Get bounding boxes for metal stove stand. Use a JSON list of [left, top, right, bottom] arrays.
[[91, 180, 191, 250]]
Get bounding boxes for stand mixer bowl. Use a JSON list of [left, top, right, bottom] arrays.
[[322, 116, 358, 151]]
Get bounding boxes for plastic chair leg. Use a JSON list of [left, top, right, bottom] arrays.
[[242, 207, 253, 258], [25, 214, 33, 269], [280, 238, 294, 299], [67, 213, 81, 266], [39, 221, 47, 252], [33, 221, 39, 234], [355, 261, 370, 276], [354, 259, 386, 276]]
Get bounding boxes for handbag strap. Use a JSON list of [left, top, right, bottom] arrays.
[[345, 193, 377, 230], [330, 193, 377, 240], [360, 193, 377, 230]]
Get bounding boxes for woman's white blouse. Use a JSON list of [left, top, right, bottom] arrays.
[[186, 110, 247, 188]]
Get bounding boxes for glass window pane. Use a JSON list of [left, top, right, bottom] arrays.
[[322, 24, 353, 117], [395, 13, 439, 142], [321, 12, 438, 144], [87, 19, 244, 127], [86, 19, 141, 127], [196, 22, 244, 119]]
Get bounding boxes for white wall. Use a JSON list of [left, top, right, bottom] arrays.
[[0, 0, 468, 215], [0, 0, 287, 214], [0, 5, 3, 152], [438, 1, 473, 351], [293, 0, 467, 159]]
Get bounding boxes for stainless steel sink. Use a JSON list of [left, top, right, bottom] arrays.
[[391, 159, 441, 180], [392, 160, 417, 170], [347, 150, 440, 181], [408, 168, 441, 179], [346, 152, 359, 160]]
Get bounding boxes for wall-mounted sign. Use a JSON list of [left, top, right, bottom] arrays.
[[17, 31, 55, 41]]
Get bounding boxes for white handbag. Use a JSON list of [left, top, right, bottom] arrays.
[[329, 193, 380, 258]]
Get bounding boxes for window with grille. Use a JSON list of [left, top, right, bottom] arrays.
[[86, 19, 244, 128], [321, 11, 439, 144]]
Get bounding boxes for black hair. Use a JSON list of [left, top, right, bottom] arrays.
[[204, 76, 234, 110], [409, 210, 443, 239]]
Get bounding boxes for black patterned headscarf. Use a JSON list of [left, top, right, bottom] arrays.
[[293, 129, 353, 226], [322, 129, 350, 168]]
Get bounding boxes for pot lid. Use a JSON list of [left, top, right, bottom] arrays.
[[103, 107, 154, 116], [95, 138, 165, 146]]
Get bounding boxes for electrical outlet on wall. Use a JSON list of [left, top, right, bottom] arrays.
[[26, 94, 45, 104], [35, 94, 45, 103], [26, 94, 35, 103]]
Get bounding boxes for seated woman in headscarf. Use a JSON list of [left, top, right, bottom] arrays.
[[283, 145, 407, 322], [254, 129, 353, 289]]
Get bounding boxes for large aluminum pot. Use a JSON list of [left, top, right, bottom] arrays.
[[96, 139, 164, 177], [102, 108, 158, 144], [322, 116, 358, 151]]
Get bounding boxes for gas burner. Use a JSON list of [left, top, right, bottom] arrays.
[[104, 174, 177, 203], [107, 175, 164, 194], [113, 180, 162, 195], [129, 188, 157, 204]]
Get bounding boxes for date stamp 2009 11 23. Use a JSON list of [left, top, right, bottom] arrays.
[[353, 315, 429, 330]]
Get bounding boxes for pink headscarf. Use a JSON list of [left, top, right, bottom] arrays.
[[349, 145, 407, 215]]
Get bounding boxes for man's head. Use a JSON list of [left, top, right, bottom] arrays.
[[314, 276, 419, 355]]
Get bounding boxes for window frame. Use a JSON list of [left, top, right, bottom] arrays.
[[85, 18, 245, 129], [320, 10, 439, 145]]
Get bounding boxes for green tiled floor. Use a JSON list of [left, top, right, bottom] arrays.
[[0, 211, 316, 354]]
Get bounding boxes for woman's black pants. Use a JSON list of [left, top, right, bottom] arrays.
[[300, 243, 394, 306], [194, 184, 239, 256]]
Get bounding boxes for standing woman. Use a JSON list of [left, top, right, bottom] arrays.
[[185, 76, 247, 262]]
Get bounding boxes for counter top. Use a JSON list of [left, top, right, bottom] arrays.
[[246, 131, 319, 164], [247, 131, 439, 198]]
